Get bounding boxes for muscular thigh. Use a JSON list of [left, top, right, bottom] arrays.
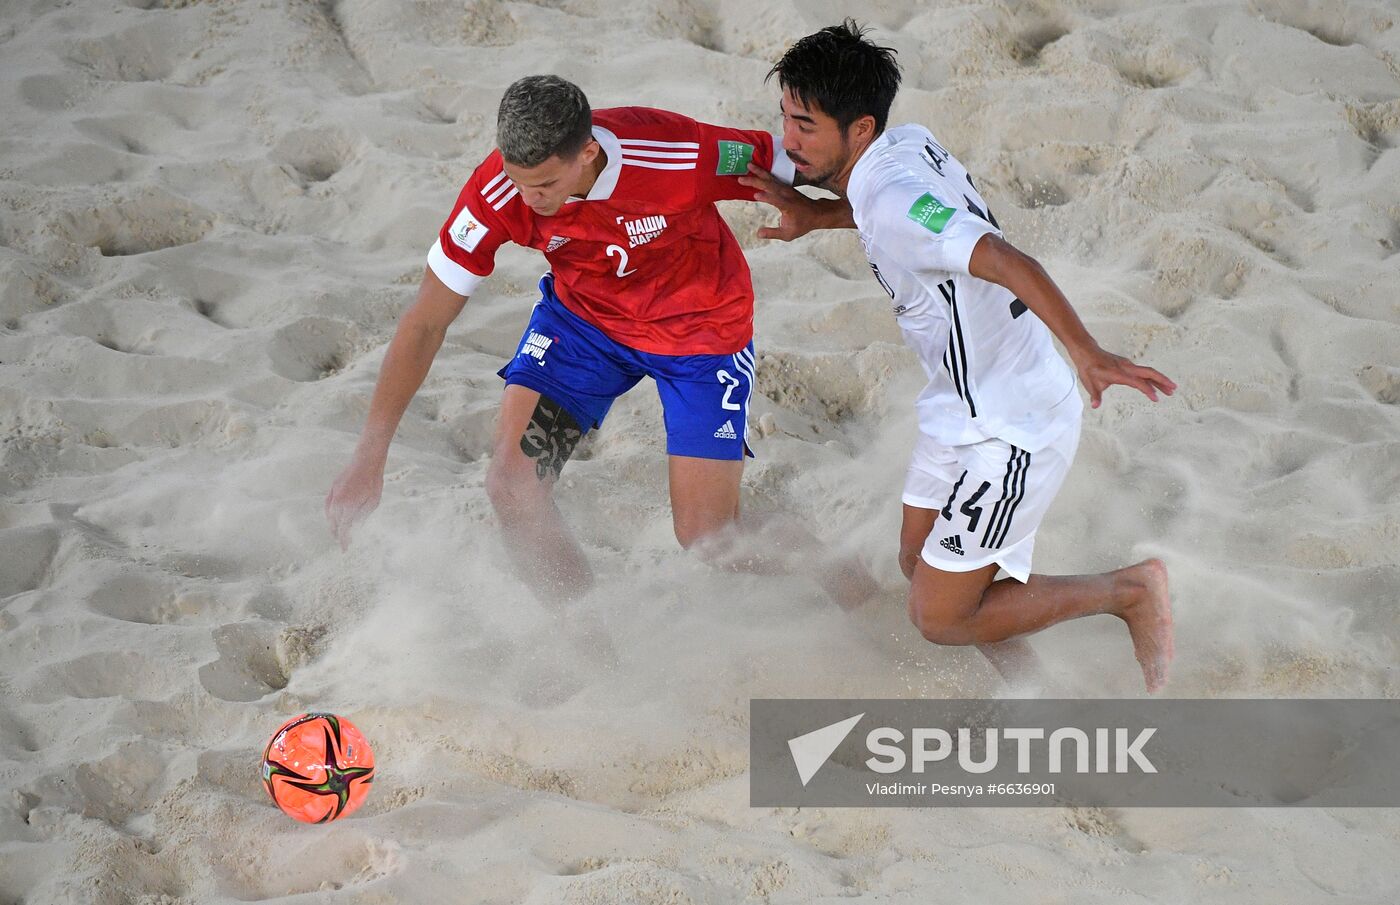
[[668, 455, 743, 547], [910, 555, 1000, 622], [649, 343, 753, 544], [901, 504, 938, 552]]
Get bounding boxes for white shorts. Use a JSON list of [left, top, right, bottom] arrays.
[[902, 420, 1081, 582]]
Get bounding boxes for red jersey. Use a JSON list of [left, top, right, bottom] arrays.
[[427, 107, 794, 355]]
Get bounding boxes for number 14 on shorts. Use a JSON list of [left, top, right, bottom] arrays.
[[942, 472, 991, 533]]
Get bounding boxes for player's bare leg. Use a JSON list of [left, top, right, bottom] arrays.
[[908, 555, 1174, 693], [668, 455, 878, 609], [484, 385, 593, 601], [899, 504, 1041, 686], [667, 456, 744, 551]]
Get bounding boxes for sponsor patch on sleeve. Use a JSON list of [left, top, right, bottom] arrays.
[[448, 205, 490, 253], [907, 193, 956, 234], [716, 140, 755, 175]]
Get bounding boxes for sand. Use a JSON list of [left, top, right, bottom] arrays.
[[3, 0, 1400, 901]]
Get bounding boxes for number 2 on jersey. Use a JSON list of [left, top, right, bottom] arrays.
[[605, 244, 636, 277], [716, 369, 742, 410]]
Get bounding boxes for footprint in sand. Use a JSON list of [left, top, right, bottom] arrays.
[[31, 650, 173, 702], [267, 316, 364, 382], [23, 737, 169, 829], [0, 524, 61, 598], [217, 833, 401, 899], [86, 571, 196, 625], [197, 621, 291, 703], [50, 192, 213, 258], [271, 127, 355, 187], [63, 20, 187, 84]]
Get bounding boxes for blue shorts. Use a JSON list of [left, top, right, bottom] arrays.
[[497, 275, 755, 461]]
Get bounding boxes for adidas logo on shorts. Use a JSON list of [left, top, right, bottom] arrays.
[[713, 420, 737, 440], [939, 534, 965, 556]]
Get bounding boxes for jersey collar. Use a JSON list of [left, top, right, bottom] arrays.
[[577, 125, 622, 202], [846, 129, 893, 213]]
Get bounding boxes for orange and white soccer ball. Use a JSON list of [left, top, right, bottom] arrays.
[[261, 713, 375, 823]]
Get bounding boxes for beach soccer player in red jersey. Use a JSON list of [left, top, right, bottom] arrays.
[[326, 75, 875, 606], [741, 23, 1176, 691]]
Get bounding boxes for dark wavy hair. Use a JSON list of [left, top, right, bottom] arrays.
[[767, 19, 902, 133]]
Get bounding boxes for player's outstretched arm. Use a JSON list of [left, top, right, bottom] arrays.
[[968, 234, 1177, 410], [325, 267, 468, 548], [739, 164, 855, 241]]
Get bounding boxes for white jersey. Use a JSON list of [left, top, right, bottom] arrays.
[[847, 124, 1081, 452]]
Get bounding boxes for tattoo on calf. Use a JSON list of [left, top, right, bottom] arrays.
[[520, 397, 582, 481]]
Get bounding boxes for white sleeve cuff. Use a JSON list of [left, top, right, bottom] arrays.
[[942, 220, 997, 276], [427, 238, 486, 297], [769, 136, 796, 186]]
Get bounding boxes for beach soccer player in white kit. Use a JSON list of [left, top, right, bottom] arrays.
[[742, 21, 1177, 691]]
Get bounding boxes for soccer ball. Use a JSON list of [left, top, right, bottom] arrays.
[[262, 713, 375, 823]]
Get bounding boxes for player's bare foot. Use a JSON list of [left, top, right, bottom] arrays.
[[1115, 558, 1173, 693]]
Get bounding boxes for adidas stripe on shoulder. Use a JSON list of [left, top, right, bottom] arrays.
[[480, 168, 519, 211], [619, 137, 698, 171]]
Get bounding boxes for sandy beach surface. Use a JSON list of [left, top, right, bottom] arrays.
[[3, 0, 1400, 901]]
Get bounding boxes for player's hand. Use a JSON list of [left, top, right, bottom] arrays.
[[739, 164, 827, 241], [1071, 344, 1177, 409], [325, 454, 384, 550]]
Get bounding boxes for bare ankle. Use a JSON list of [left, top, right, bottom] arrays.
[[1110, 567, 1148, 617], [1111, 559, 1167, 618]]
